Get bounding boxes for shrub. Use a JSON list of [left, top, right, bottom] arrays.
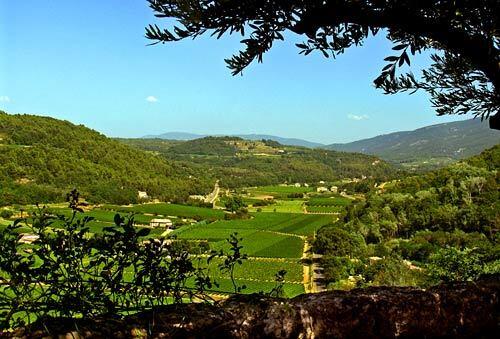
[[427, 247, 487, 283], [313, 226, 366, 257], [0, 191, 240, 330], [0, 209, 13, 219]]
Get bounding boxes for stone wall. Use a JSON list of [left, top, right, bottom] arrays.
[[3, 279, 498, 338]]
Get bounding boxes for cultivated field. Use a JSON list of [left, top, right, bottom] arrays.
[[1, 185, 354, 298]]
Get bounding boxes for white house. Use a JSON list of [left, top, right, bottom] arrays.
[[189, 195, 205, 201], [317, 186, 329, 193], [138, 191, 149, 200], [149, 218, 173, 228], [330, 186, 338, 193], [294, 183, 301, 187]]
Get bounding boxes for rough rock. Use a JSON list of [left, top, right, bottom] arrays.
[[3, 279, 498, 338]]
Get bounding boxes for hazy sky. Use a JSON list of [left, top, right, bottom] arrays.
[[1, 1, 470, 144]]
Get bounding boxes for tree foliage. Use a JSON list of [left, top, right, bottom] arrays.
[[146, 0, 500, 127], [313, 145, 500, 287], [0, 111, 212, 206], [0, 112, 397, 206]]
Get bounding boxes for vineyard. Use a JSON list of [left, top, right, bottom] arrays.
[[0, 185, 354, 298]]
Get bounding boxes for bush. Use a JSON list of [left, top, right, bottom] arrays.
[[361, 256, 424, 287], [253, 199, 274, 207], [0, 190, 242, 330], [321, 256, 360, 282], [313, 226, 366, 257], [427, 247, 488, 283], [0, 209, 13, 219], [224, 196, 247, 213]]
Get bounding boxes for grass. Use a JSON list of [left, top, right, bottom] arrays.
[[250, 199, 305, 213], [175, 212, 332, 258], [202, 278, 304, 297], [305, 206, 343, 213], [202, 257, 303, 283], [246, 185, 313, 198], [306, 196, 352, 207], [47, 207, 158, 225]]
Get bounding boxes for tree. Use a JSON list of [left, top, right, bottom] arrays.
[[224, 195, 247, 213], [313, 226, 366, 257], [146, 0, 499, 128], [427, 247, 485, 283]]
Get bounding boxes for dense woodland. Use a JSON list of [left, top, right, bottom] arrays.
[[0, 112, 396, 206], [121, 136, 397, 188], [0, 111, 212, 205], [313, 145, 500, 287]]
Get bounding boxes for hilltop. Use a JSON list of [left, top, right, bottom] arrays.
[[143, 132, 324, 148], [143, 119, 499, 171], [119, 136, 397, 187], [0, 111, 211, 205], [326, 119, 500, 170]]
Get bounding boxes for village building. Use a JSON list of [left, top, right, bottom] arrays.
[[149, 218, 173, 228], [294, 183, 301, 187], [317, 186, 329, 193], [138, 191, 149, 200], [330, 186, 338, 193], [189, 195, 205, 201]]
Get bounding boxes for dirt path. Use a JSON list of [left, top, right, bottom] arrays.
[[302, 238, 327, 293], [302, 239, 313, 293]]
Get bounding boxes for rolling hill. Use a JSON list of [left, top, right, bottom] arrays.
[[325, 119, 500, 170], [0, 111, 397, 206], [119, 136, 398, 188], [143, 132, 324, 148], [0, 111, 211, 206]]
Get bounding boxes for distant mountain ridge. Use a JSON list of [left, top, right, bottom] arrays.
[[143, 132, 324, 148], [325, 119, 499, 169]]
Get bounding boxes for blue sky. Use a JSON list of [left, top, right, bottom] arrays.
[[1, 1, 469, 144]]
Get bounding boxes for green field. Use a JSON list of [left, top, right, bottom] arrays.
[[46, 207, 158, 225], [250, 199, 305, 213], [202, 278, 304, 297], [175, 212, 332, 258], [203, 257, 303, 283], [181, 213, 332, 236], [305, 206, 343, 213], [2, 190, 336, 299], [306, 196, 352, 207], [102, 203, 225, 220], [246, 185, 313, 198]]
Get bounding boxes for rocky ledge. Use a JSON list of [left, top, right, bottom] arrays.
[[3, 279, 499, 338]]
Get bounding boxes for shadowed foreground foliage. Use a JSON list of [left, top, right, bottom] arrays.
[[0, 190, 283, 331]]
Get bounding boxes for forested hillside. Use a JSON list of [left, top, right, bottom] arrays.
[[0, 111, 398, 206], [143, 131, 324, 148], [0, 111, 211, 205], [119, 136, 398, 187], [313, 145, 500, 288], [327, 119, 500, 170]]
